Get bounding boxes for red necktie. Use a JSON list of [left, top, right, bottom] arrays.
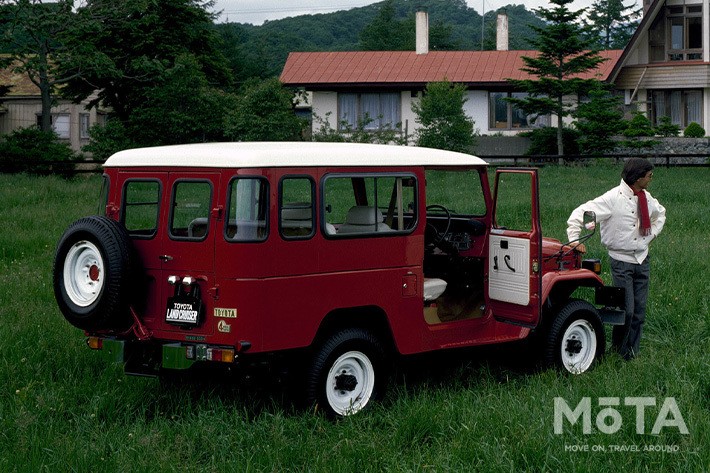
[[634, 189, 652, 236]]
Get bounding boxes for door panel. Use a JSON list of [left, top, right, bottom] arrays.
[[487, 169, 542, 326], [489, 234, 530, 305]]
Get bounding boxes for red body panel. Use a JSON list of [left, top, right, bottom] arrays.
[[102, 163, 581, 357]]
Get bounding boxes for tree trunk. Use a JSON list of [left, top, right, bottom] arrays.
[[38, 44, 53, 133], [557, 94, 564, 164]]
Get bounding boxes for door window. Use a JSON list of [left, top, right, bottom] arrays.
[[169, 181, 213, 241], [122, 180, 161, 238]]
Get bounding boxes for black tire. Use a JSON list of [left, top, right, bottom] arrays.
[[544, 299, 605, 374], [306, 328, 387, 418], [53, 216, 135, 331]]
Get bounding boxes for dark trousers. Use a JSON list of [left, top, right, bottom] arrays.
[[610, 257, 650, 360]]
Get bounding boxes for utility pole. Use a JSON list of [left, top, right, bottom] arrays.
[[481, 0, 485, 50]]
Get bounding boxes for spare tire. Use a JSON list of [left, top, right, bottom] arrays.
[[53, 216, 135, 331]]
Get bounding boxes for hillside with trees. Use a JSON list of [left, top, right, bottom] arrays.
[[215, 0, 547, 84]]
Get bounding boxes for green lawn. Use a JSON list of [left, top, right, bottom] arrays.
[[0, 167, 708, 472]]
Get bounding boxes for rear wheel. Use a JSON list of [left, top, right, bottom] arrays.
[[545, 300, 605, 374], [306, 328, 387, 417]]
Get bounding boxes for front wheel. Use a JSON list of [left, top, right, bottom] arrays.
[[545, 300, 605, 374], [306, 328, 387, 418]]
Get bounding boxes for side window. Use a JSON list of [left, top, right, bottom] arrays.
[[280, 177, 315, 239], [494, 172, 533, 232], [226, 177, 269, 242], [169, 181, 212, 240], [323, 174, 416, 236], [123, 180, 160, 238]]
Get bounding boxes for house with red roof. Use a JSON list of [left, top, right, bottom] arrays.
[[282, 3, 709, 141], [281, 11, 623, 140]]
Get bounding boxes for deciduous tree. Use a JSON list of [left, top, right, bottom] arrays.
[[412, 80, 476, 153]]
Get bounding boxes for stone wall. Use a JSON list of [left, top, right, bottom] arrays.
[[611, 137, 710, 165]]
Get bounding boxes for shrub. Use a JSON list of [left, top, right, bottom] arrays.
[[621, 112, 658, 149], [311, 112, 406, 145], [82, 120, 136, 162], [683, 122, 706, 138], [523, 126, 580, 158], [0, 127, 74, 174], [654, 116, 680, 137]]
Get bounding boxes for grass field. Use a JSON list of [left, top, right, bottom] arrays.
[[1, 166, 708, 472]]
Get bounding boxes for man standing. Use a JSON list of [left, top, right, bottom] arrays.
[[566, 158, 666, 360]]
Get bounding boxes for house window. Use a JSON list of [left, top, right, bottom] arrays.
[[651, 89, 703, 128], [80, 114, 90, 139], [666, 6, 703, 61], [489, 92, 549, 130], [338, 92, 401, 131], [37, 114, 71, 139]]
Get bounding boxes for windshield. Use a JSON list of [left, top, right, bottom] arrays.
[[425, 169, 487, 216]]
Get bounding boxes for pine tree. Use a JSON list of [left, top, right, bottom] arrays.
[[506, 0, 607, 157], [584, 0, 641, 50]]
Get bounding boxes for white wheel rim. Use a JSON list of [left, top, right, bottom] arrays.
[[63, 240, 105, 307], [560, 319, 597, 374], [326, 350, 375, 416]]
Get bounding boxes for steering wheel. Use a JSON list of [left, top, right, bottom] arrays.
[[425, 204, 452, 250]]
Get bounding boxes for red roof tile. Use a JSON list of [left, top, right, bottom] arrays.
[[281, 50, 623, 87]]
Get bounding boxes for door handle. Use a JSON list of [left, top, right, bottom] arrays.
[[159, 255, 173, 262], [504, 254, 516, 272]]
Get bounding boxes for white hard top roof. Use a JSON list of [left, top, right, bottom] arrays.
[[103, 142, 487, 168]]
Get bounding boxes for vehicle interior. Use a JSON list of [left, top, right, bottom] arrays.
[[422, 169, 489, 325]]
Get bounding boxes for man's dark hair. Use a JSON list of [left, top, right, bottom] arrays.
[[622, 158, 654, 186]]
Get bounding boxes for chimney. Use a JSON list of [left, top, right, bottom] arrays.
[[496, 12, 508, 51], [416, 9, 429, 55]]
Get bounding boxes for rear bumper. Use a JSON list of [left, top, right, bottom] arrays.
[[86, 337, 238, 376]]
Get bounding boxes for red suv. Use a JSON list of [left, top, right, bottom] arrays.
[[54, 142, 624, 417]]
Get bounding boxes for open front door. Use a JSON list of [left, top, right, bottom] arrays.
[[487, 168, 542, 327]]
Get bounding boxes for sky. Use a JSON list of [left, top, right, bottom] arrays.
[[210, 0, 598, 25]]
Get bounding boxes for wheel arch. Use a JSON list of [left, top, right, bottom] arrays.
[[541, 270, 603, 319], [312, 305, 397, 354]]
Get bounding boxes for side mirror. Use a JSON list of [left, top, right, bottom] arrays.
[[582, 210, 596, 235]]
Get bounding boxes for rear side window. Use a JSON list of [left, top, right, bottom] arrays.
[[169, 181, 213, 240], [226, 177, 269, 242], [122, 180, 160, 238], [280, 177, 315, 239], [323, 174, 417, 236]]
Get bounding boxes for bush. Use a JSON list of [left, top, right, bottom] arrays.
[[683, 122, 706, 138], [523, 126, 580, 157], [654, 116, 680, 137], [82, 120, 136, 162], [0, 127, 75, 174], [311, 112, 406, 145], [621, 112, 658, 149]]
